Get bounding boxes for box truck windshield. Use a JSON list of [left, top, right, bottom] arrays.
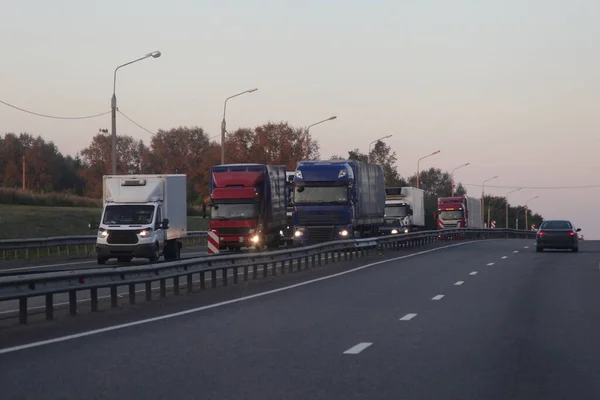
[[103, 204, 155, 225], [294, 186, 348, 204], [385, 205, 409, 218], [211, 203, 258, 220], [439, 210, 463, 220]]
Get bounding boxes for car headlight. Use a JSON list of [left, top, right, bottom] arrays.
[[97, 229, 108, 238], [339, 229, 349, 237], [139, 229, 152, 238], [251, 235, 260, 243], [294, 230, 303, 237], [391, 229, 398, 234]]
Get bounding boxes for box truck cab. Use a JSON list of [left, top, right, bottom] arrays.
[[90, 174, 187, 264], [381, 187, 425, 235], [435, 196, 482, 229]]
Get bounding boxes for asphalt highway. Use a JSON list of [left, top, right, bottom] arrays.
[[1, 239, 600, 399]]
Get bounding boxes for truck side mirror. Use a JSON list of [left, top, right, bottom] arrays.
[[408, 209, 413, 215], [202, 203, 207, 219], [162, 218, 170, 229], [576, 228, 581, 232], [89, 220, 98, 230]]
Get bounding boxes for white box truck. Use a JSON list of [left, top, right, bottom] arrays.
[[380, 187, 425, 234], [90, 174, 187, 264]]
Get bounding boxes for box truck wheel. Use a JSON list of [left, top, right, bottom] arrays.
[[97, 256, 108, 265], [149, 244, 160, 263]]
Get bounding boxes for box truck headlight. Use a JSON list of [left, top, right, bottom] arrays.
[[139, 229, 152, 238], [404, 228, 409, 233], [294, 230, 303, 237], [251, 234, 260, 243], [339, 229, 349, 237], [391, 229, 398, 234], [97, 229, 108, 238]]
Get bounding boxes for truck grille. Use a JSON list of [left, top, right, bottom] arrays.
[[305, 227, 335, 244], [295, 210, 346, 225], [107, 230, 139, 245], [214, 227, 252, 235]]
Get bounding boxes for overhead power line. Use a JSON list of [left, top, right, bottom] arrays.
[[0, 99, 109, 120], [462, 183, 600, 190], [117, 110, 156, 135]]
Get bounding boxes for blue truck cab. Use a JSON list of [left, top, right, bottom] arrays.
[[292, 160, 385, 245]]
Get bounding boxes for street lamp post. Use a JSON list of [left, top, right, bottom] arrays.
[[220, 88, 258, 165], [305, 116, 337, 158], [450, 162, 470, 196], [505, 188, 522, 228], [368, 135, 393, 162], [525, 195, 539, 230], [481, 175, 499, 227], [416, 150, 441, 189], [111, 50, 161, 175]]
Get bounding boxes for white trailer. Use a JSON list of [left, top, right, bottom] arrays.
[[382, 187, 425, 234], [91, 174, 187, 264], [465, 196, 483, 228]]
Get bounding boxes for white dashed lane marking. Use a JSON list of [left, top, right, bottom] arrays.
[[487, 263, 495, 266], [454, 281, 464, 286], [399, 313, 418, 321], [469, 271, 478, 276], [501, 256, 508, 259], [343, 342, 373, 355], [432, 295, 445, 301], [513, 250, 519, 253]]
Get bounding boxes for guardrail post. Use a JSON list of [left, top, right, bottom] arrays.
[[200, 271, 206, 289], [222, 269, 228, 286], [19, 297, 27, 324], [211, 270, 217, 288], [129, 283, 136, 304], [233, 267, 238, 284], [243, 266, 249, 281], [45, 294, 53, 320], [187, 274, 193, 293], [253, 265, 258, 279], [160, 279, 167, 297], [145, 282, 152, 301], [110, 286, 118, 308], [91, 288, 99, 311], [174, 277, 180, 294], [69, 290, 77, 316]]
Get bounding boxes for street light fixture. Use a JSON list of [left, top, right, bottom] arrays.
[[304, 116, 337, 158], [111, 50, 161, 174], [505, 188, 522, 228], [481, 175, 499, 227], [416, 150, 441, 189], [450, 162, 470, 196], [368, 135, 393, 162], [525, 195, 540, 230], [220, 88, 258, 164]]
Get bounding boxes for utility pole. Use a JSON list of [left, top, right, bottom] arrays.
[[22, 155, 26, 190]]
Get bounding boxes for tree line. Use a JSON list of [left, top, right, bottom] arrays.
[[0, 125, 543, 228]]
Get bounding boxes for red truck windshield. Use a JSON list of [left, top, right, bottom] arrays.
[[439, 210, 463, 220], [211, 203, 258, 220]]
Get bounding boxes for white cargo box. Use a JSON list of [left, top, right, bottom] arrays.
[[385, 187, 425, 228], [466, 196, 483, 228], [102, 174, 187, 240]]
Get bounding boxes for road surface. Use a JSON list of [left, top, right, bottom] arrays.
[[1, 239, 600, 399]]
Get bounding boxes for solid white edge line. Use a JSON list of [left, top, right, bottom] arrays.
[[454, 281, 464, 285], [431, 294, 444, 301], [343, 342, 373, 354], [399, 313, 418, 321], [0, 241, 478, 356], [469, 271, 478, 275]]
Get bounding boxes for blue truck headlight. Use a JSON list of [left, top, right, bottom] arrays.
[[391, 229, 398, 234], [339, 229, 349, 237], [294, 230, 303, 237]]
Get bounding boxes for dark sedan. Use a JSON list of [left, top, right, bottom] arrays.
[[536, 220, 581, 252]]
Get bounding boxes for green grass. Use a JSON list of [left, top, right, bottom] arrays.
[[0, 187, 102, 208], [0, 204, 210, 240]]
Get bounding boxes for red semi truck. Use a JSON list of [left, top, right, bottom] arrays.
[[208, 163, 287, 251], [435, 196, 483, 229]]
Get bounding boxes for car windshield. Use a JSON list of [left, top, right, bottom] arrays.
[[385, 205, 408, 218], [439, 210, 463, 220], [541, 221, 572, 230], [212, 203, 258, 220], [103, 205, 155, 225], [294, 186, 348, 204]]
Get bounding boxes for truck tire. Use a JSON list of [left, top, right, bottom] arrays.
[[97, 256, 108, 265], [149, 244, 160, 263]]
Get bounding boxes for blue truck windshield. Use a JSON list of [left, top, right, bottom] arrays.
[[294, 186, 348, 204], [212, 203, 258, 220], [103, 205, 155, 225], [385, 206, 408, 218], [439, 210, 463, 220]]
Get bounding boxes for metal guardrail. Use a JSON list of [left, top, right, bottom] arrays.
[[0, 231, 208, 260], [0, 228, 535, 324]]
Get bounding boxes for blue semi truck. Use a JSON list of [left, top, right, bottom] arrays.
[[291, 160, 386, 245]]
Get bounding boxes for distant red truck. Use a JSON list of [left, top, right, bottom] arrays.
[[435, 196, 483, 229], [207, 163, 287, 251]]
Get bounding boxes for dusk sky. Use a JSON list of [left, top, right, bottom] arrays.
[[2, 0, 599, 237]]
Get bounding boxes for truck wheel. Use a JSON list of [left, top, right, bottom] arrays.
[[97, 256, 108, 265], [149, 245, 160, 263]]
